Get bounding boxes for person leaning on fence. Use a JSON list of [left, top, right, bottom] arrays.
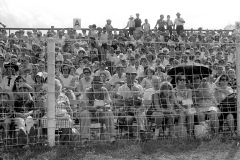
[[13, 82, 37, 147], [213, 74, 236, 137], [192, 74, 220, 136], [174, 74, 195, 136], [116, 66, 148, 139], [41, 79, 74, 145], [151, 81, 187, 138], [79, 76, 116, 144]]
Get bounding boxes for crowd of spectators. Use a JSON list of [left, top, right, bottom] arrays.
[[0, 12, 239, 147]]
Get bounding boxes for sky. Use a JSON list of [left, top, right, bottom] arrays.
[[0, 0, 240, 30]]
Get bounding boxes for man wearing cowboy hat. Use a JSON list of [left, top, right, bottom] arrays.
[[174, 12, 185, 35], [105, 19, 113, 36], [0, 62, 19, 91], [80, 76, 116, 143], [116, 66, 148, 139], [124, 15, 135, 36]]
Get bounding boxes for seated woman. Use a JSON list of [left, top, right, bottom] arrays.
[[140, 67, 155, 90], [152, 81, 186, 138], [214, 74, 233, 104], [214, 74, 236, 137], [41, 79, 73, 144], [154, 65, 167, 82], [59, 64, 76, 91], [75, 67, 93, 97], [174, 74, 194, 135], [192, 74, 219, 135], [33, 72, 46, 96]]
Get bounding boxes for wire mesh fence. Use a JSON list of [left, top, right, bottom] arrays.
[[0, 30, 239, 149]]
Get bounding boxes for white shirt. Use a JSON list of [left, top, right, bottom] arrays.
[[0, 75, 17, 91], [59, 74, 74, 87], [143, 87, 156, 101], [174, 18, 185, 26], [108, 73, 126, 85], [117, 83, 143, 99], [127, 20, 135, 28], [100, 32, 109, 44], [76, 67, 83, 76], [142, 23, 150, 32]]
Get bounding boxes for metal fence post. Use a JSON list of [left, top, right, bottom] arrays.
[[47, 38, 56, 146], [236, 34, 240, 136]]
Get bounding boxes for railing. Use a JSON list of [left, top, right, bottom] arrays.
[[1, 27, 235, 34]]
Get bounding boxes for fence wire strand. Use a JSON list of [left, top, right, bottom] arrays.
[[0, 34, 239, 148]]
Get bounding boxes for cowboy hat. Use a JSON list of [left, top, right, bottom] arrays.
[[176, 12, 181, 15], [4, 62, 19, 72]]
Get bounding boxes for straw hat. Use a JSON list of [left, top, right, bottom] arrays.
[[146, 53, 156, 60], [18, 82, 33, 92], [125, 66, 137, 74]]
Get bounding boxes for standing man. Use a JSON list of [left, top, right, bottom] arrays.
[[100, 27, 109, 61], [155, 14, 166, 32], [134, 13, 142, 32], [174, 12, 185, 35], [166, 15, 174, 36], [124, 15, 135, 36], [142, 19, 151, 34]]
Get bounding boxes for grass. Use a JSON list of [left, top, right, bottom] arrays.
[[1, 137, 240, 160]]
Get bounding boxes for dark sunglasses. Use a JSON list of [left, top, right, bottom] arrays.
[[126, 73, 137, 76], [84, 72, 90, 74], [179, 78, 186, 81]]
